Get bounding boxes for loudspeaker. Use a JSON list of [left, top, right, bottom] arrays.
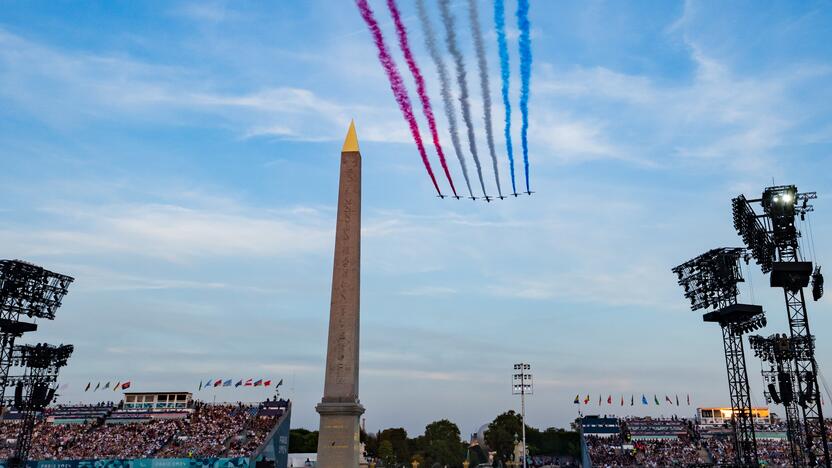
[[14, 382, 23, 409], [778, 372, 794, 405], [767, 383, 782, 404]]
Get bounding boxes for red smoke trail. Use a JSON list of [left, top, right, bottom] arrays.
[[355, 0, 442, 196], [386, 0, 457, 198]]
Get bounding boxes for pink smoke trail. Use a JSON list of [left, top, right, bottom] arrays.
[[386, 0, 457, 198], [355, 0, 442, 196]]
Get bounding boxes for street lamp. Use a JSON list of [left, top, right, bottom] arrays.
[[512, 363, 532, 468]]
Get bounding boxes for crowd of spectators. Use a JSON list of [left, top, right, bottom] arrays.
[[586, 435, 707, 467], [0, 399, 285, 461], [527, 454, 578, 467], [703, 437, 793, 466]]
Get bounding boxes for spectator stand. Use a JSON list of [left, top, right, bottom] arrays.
[[248, 399, 291, 468]]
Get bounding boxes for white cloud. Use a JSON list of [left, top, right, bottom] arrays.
[[0, 201, 333, 261]]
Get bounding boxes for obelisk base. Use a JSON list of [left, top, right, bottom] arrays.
[[316, 401, 365, 468]]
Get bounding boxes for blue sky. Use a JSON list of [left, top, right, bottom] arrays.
[[2, 0, 832, 436]]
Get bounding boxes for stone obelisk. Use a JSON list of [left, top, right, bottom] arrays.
[[316, 121, 365, 468]]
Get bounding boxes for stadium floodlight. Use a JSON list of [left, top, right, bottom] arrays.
[[748, 333, 805, 466], [0, 260, 74, 321], [732, 184, 828, 467], [672, 248, 762, 467], [512, 363, 532, 468], [672, 248, 747, 311], [732, 196, 776, 273], [5, 342, 73, 468]]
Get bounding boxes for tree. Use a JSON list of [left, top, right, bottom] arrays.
[[422, 419, 465, 466], [378, 439, 396, 467], [484, 411, 523, 463], [289, 428, 318, 453], [379, 427, 410, 463]]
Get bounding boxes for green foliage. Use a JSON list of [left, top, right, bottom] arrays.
[[369, 415, 579, 467], [288, 428, 318, 453], [379, 427, 410, 464], [484, 411, 523, 463], [422, 419, 465, 466], [378, 439, 396, 467]]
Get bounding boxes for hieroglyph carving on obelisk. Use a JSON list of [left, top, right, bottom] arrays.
[[316, 121, 365, 468]]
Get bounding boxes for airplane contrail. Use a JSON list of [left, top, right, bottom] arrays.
[[517, 0, 532, 193], [415, 0, 473, 199], [387, 0, 458, 198], [494, 0, 516, 195], [467, 0, 502, 198], [438, 0, 488, 199], [355, 0, 442, 196]]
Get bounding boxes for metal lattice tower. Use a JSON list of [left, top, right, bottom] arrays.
[[673, 248, 764, 467], [733, 186, 830, 467], [0, 260, 73, 403], [749, 334, 805, 466], [4, 343, 73, 467]]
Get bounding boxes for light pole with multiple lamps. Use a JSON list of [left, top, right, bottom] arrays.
[[512, 363, 532, 468]]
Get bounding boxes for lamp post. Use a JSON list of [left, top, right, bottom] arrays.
[[512, 363, 532, 468]]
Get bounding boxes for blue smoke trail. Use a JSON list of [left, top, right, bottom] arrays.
[[517, 0, 532, 193], [494, 0, 515, 195]]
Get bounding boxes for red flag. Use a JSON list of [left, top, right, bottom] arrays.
[[583, 394, 590, 404], [264, 380, 272, 386], [620, 396, 624, 406], [244, 378, 253, 387], [607, 395, 612, 404], [214, 379, 222, 387], [121, 381, 131, 390]]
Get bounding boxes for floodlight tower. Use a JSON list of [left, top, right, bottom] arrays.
[[4, 343, 73, 468], [733, 185, 830, 467], [749, 334, 805, 467], [673, 248, 764, 467], [0, 260, 74, 403], [512, 363, 532, 468]]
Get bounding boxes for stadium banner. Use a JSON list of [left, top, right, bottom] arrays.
[[0, 457, 250, 468]]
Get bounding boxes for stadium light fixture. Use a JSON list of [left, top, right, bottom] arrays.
[[673, 247, 763, 467], [733, 184, 829, 467], [512, 363, 532, 468]]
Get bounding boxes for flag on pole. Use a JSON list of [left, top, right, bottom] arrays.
[[641, 395, 648, 405], [223, 379, 232, 387], [607, 395, 612, 405], [620, 395, 624, 406], [199, 381, 203, 391], [584, 394, 590, 404], [113, 381, 120, 391], [574, 394, 580, 404], [245, 378, 253, 387], [276, 379, 283, 388], [654, 395, 660, 405], [235, 380, 243, 387], [676, 394, 680, 406], [85, 382, 91, 392], [264, 380, 272, 387], [630, 395, 634, 406], [214, 379, 222, 387], [94, 382, 100, 391], [665, 395, 673, 404], [254, 379, 263, 387], [104, 382, 110, 390], [687, 394, 691, 405], [121, 381, 131, 390], [598, 395, 601, 405]]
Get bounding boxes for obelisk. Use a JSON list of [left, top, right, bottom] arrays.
[[316, 121, 365, 468]]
